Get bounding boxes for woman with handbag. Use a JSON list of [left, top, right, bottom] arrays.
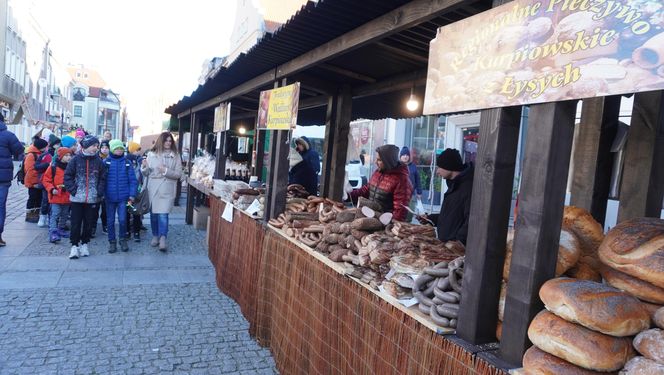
[[141, 132, 182, 251]]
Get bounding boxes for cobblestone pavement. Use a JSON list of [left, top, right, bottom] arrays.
[[0, 173, 278, 374]]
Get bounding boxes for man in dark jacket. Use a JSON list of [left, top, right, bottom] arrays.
[[419, 148, 474, 245], [350, 144, 413, 222], [0, 113, 25, 246], [294, 136, 320, 181], [288, 148, 317, 196]]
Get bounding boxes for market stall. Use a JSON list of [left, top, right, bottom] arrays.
[[166, 0, 664, 373]]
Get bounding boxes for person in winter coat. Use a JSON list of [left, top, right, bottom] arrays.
[[294, 136, 320, 184], [64, 136, 107, 259], [418, 148, 474, 245], [0, 113, 25, 246], [104, 140, 138, 253], [400, 146, 422, 222], [141, 132, 183, 251], [93, 140, 111, 236], [125, 141, 144, 242], [33, 134, 61, 227], [24, 137, 48, 223], [288, 148, 317, 196], [349, 144, 413, 222], [74, 129, 85, 154], [42, 147, 73, 243]]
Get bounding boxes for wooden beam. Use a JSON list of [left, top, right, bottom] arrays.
[[294, 73, 337, 95], [177, 109, 191, 119], [353, 69, 427, 99], [185, 113, 199, 225], [617, 90, 664, 222], [175, 117, 185, 206], [188, 69, 277, 114], [300, 95, 329, 110], [457, 106, 522, 344], [320, 86, 352, 200], [266, 130, 290, 219], [214, 132, 227, 180], [500, 100, 577, 366], [375, 42, 429, 64], [276, 0, 466, 79], [318, 63, 376, 83], [570, 96, 620, 225]]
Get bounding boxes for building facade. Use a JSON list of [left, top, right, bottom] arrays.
[[1, 0, 27, 123]]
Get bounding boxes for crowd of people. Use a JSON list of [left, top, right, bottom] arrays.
[[0, 113, 182, 259]]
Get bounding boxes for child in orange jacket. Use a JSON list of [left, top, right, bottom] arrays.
[[42, 147, 73, 243]]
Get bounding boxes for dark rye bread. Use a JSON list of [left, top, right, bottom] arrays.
[[598, 217, 664, 288], [539, 278, 650, 336], [522, 346, 616, 375], [528, 311, 635, 371]]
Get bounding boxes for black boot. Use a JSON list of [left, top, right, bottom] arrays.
[[133, 232, 140, 242], [119, 238, 129, 252], [108, 241, 117, 253]]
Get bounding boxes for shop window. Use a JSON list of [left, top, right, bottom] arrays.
[[73, 105, 82, 117]]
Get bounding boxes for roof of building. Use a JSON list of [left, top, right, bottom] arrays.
[[66, 65, 107, 88]]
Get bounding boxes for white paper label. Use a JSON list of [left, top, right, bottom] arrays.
[[245, 199, 261, 215], [221, 203, 233, 223]]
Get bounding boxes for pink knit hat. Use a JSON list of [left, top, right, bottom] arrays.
[[75, 129, 85, 138]]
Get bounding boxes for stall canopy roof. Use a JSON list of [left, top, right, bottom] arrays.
[[166, 0, 491, 125]]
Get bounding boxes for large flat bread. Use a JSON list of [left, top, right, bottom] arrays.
[[522, 346, 615, 375], [621, 356, 664, 374], [528, 310, 635, 371], [633, 329, 664, 364], [600, 264, 664, 304], [562, 206, 604, 256], [598, 217, 664, 288], [540, 277, 650, 336]]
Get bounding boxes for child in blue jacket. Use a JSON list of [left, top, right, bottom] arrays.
[[104, 140, 138, 253]]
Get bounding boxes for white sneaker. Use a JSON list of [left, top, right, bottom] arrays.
[[79, 243, 89, 257], [69, 245, 79, 259], [37, 215, 48, 227]]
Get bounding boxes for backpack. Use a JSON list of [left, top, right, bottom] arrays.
[[14, 152, 38, 185]]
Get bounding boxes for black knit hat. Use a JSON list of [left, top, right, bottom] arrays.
[[81, 135, 100, 149], [436, 148, 464, 171], [33, 138, 48, 150]]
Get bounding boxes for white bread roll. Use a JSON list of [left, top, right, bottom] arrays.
[[600, 264, 664, 304], [528, 310, 635, 371], [523, 346, 615, 375], [620, 356, 664, 374], [562, 206, 604, 257], [598, 217, 664, 288], [633, 329, 664, 364], [655, 307, 664, 329], [540, 278, 650, 336], [503, 228, 581, 280]]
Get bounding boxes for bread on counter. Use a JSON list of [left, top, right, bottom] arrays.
[[598, 217, 664, 289], [620, 356, 664, 375], [600, 264, 664, 304], [522, 346, 616, 375], [633, 329, 664, 364], [540, 278, 650, 336], [655, 307, 664, 330], [528, 310, 635, 372]]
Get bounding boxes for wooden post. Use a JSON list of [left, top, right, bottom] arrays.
[[457, 106, 521, 344], [320, 85, 352, 200], [214, 131, 226, 179], [175, 116, 185, 206], [617, 90, 664, 222], [499, 101, 577, 366], [185, 112, 199, 225], [264, 80, 290, 220], [570, 96, 620, 224]]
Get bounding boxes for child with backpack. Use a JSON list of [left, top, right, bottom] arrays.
[[22, 137, 48, 223], [33, 135, 61, 227], [41, 147, 73, 243], [64, 136, 106, 259], [104, 140, 137, 253]]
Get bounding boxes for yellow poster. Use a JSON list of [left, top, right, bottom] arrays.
[[257, 82, 300, 130]]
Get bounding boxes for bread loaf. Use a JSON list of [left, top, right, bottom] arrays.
[[522, 346, 614, 375], [600, 264, 664, 304], [655, 307, 664, 329], [643, 302, 663, 327], [498, 281, 506, 321], [496, 320, 502, 341], [562, 206, 604, 256], [503, 228, 581, 280], [566, 257, 602, 282], [598, 217, 664, 288], [528, 310, 635, 371], [540, 278, 650, 336], [621, 356, 664, 374], [633, 329, 664, 364]]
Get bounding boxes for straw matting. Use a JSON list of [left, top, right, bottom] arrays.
[[209, 198, 265, 334], [254, 230, 508, 375]]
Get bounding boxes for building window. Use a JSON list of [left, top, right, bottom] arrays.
[[73, 105, 83, 117]]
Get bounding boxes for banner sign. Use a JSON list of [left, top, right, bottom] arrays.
[[214, 102, 231, 132], [257, 82, 300, 130], [423, 0, 664, 115]]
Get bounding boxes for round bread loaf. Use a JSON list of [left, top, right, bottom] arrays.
[[540, 278, 650, 336], [522, 346, 614, 375], [503, 228, 580, 280], [562, 206, 604, 256], [634, 328, 664, 364], [527, 310, 635, 371], [621, 356, 664, 374], [655, 307, 664, 329], [600, 264, 664, 304], [566, 257, 601, 282], [642, 302, 663, 327], [598, 217, 664, 288]]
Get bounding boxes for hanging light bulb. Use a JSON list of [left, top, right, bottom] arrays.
[[406, 87, 419, 111], [238, 127, 246, 135]]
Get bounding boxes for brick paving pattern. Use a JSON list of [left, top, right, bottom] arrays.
[[0, 172, 278, 374]]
